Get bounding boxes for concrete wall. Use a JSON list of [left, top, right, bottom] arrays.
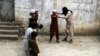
[[15, 0, 100, 35], [95, 0, 100, 35], [0, 0, 14, 21], [15, 0, 30, 27]]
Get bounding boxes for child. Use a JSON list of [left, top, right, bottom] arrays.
[[29, 31, 40, 56], [49, 9, 60, 43], [23, 22, 37, 56], [23, 22, 42, 56]]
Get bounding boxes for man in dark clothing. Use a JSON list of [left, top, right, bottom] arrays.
[[29, 9, 36, 27], [29, 10, 38, 23], [29, 9, 43, 30], [49, 9, 60, 43]]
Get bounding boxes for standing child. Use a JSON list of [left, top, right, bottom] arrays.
[[49, 9, 60, 43], [23, 22, 40, 56], [29, 31, 40, 56], [23, 25, 34, 56]]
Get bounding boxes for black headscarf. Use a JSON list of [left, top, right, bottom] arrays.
[[62, 7, 73, 16], [62, 7, 68, 16]]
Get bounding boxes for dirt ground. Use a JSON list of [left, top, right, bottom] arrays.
[[0, 36, 100, 56]]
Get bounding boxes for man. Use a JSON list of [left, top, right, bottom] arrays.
[[49, 9, 60, 43], [29, 9, 38, 26], [23, 22, 43, 56], [29, 9, 42, 31], [58, 7, 74, 43], [29, 9, 35, 27]]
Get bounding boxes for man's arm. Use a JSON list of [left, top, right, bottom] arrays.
[[59, 11, 72, 19], [57, 12, 63, 15]]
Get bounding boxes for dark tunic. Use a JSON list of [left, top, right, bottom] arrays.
[[29, 17, 38, 27], [50, 14, 58, 32], [50, 14, 59, 41], [29, 39, 40, 56]]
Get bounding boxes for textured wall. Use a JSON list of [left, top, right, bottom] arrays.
[[0, 0, 14, 21], [15, 0, 100, 35], [50, 0, 99, 35], [15, 0, 30, 27], [95, 0, 100, 35]]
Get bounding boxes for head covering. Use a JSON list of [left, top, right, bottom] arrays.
[[62, 7, 68, 16], [30, 9, 36, 13], [52, 9, 57, 12]]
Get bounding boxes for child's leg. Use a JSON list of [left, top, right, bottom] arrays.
[[50, 31, 54, 42], [55, 32, 59, 42], [32, 53, 38, 56], [55, 25, 60, 43], [49, 26, 54, 42]]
